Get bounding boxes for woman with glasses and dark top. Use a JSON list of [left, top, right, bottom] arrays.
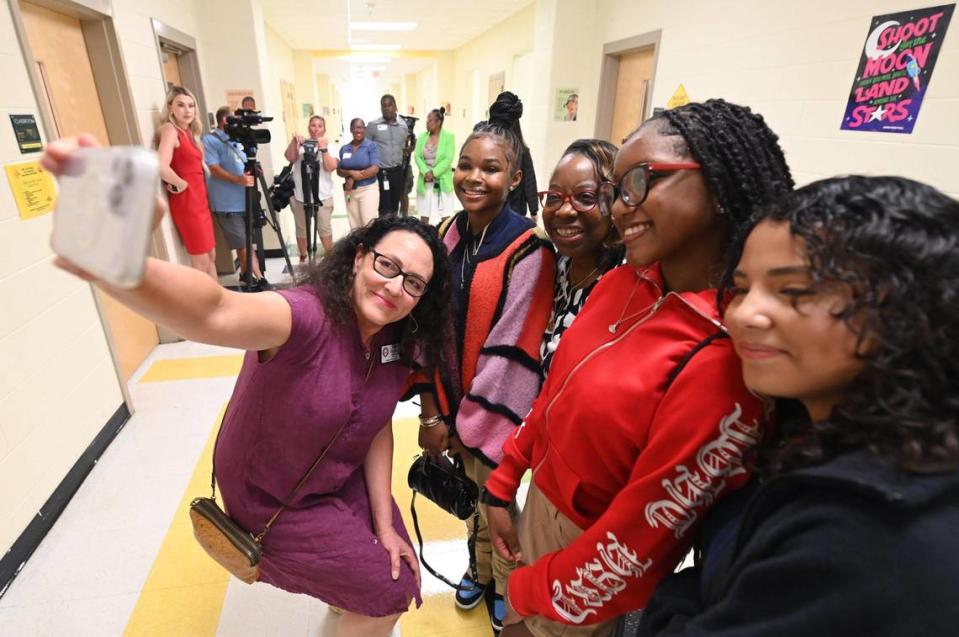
[[338, 118, 381, 229], [45, 136, 450, 637], [537, 139, 624, 376], [491, 92, 541, 223], [639, 176, 959, 637], [409, 111, 555, 634], [484, 100, 794, 637]]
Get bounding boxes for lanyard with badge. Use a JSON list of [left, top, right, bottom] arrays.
[[376, 122, 393, 191]]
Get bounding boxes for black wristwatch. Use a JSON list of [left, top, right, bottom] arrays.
[[480, 487, 512, 508]]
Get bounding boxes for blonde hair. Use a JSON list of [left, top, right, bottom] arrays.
[[308, 114, 326, 135], [160, 85, 204, 157]]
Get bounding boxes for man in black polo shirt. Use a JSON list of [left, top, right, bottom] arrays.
[[366, 94, 413, 216]]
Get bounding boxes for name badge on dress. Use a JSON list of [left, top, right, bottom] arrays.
[[377, 124, 388, 131], [342, 152, 352, 159], [381, 344, 400, 364]]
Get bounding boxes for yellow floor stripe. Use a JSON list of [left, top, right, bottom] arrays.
[[139, 355, 244, 383], [123, 413, 480, 636], [124, 405, 230, 637], [401, 594, 492, 636]]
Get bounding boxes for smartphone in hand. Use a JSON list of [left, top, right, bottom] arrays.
[[51, 147, 160, 288]]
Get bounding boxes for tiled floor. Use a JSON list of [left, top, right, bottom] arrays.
[[0, 257, 509, 636]]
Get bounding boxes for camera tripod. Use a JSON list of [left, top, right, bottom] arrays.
[[397, 119, 417, 218], [242, 152, 295, 292], [299, 151, 323, 262]]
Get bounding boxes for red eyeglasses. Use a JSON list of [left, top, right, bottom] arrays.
[[597, 162, 701, 216], [537, 189, 599, 214]]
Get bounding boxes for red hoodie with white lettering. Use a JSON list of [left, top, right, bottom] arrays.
[[485, 264, 768, 626]]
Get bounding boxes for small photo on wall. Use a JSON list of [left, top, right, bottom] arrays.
[[555, 88, 579, 121]]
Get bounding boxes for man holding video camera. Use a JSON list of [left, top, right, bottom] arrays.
[[366, 94, 414, 217], [203, 106, 270, 290]]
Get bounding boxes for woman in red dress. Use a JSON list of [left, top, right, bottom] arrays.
[[157, 85, 217, 279]]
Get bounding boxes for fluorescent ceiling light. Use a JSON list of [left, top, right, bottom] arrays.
[[338, 54, 391, 63], [349, 21, 417, 32], [351, 44, 401, 51]]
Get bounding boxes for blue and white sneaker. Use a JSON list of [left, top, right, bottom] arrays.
[[489, 591, 506, 633], [454, 572, 487, 610]]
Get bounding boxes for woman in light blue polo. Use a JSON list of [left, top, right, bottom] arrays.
[[337, 118, 381, 229], [413, 107, 455, 225]]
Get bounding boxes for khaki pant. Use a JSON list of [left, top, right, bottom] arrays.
[[346, 183, 379, 229], [512, 482, 616, 637], [461, 452, 518, 596], [290, 197, 333, 239]]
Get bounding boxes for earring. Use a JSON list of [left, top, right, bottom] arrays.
[[409, 314, 419, 334], [717, 204, 727, 216]]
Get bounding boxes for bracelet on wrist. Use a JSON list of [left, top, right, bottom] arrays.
[[480, 487, 512, 508], [418, 414, 444, 429]]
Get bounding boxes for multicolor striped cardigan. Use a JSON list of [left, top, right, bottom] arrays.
[[408, 208, 555, 467]]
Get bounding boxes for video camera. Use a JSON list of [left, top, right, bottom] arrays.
[[268, 163, 295, 213], [226, 109, 273, 150]]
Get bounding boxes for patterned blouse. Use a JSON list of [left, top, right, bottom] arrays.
[[540, 256, 612, 376]]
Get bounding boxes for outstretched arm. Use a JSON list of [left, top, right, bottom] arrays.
[[46, 136, 292, 352]]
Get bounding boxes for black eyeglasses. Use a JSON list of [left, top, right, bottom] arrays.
[[597, 162, 701, 217], [537, 189, 599, 214], [369, 249, 429, 297]]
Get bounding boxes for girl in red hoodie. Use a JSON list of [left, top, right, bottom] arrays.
[[486, 100, 794, 637]]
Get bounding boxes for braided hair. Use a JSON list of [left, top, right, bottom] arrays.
[[636, 99, 794, 232], [465, 91, 525, 172]]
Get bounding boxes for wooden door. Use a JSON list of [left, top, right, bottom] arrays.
[[20, 1, 159, 381], [610, 47, 655, 145], [160, 44, 183, 91]]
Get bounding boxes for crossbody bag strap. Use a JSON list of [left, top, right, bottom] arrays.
[[410, 491, 480, 592], [253, 418, 351, 542], [208, 398, 351, 543], [209, 400, 233, 501]]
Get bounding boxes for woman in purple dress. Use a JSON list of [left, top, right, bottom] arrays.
[[45, 136, 452, 637]]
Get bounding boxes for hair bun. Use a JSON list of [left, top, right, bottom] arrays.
[[439, 106, 446, 115], [489, 91, 523, 124]]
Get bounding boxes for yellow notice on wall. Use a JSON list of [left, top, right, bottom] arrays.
[[667, 84, 690, 109], [5, 160, 57, 220]]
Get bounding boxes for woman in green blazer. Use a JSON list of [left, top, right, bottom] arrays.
[[414, 107, 456, 224]]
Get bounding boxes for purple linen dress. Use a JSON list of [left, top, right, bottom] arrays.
[[214, 287, 421, 616]]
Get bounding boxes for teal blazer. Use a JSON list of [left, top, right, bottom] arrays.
[[414, 129, 455, 196]]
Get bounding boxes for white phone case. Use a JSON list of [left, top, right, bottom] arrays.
[[51, 147, 160, 289]]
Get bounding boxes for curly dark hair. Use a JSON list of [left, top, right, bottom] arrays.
[[559, 138, 625, 270], [301, 216, 451, 366], [720, 175, 959, 475], [635, 99, 795, 245]]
